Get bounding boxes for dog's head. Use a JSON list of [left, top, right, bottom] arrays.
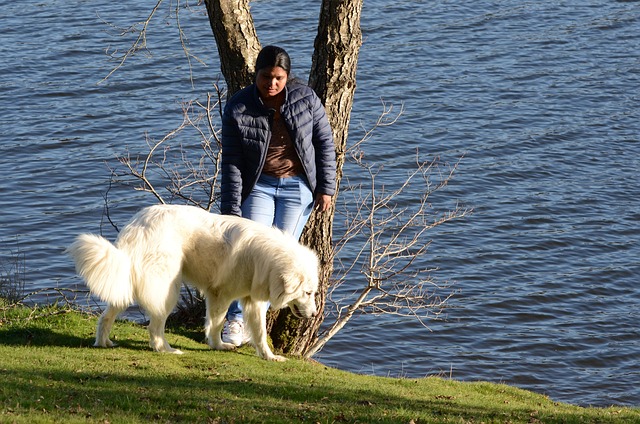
[[286, 281, 318, 319], [270, 245, 319, 318]]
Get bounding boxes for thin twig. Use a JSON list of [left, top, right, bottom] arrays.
[[98, 0, 165, 85]]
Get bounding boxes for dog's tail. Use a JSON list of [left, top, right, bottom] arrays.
[[66, 234, 133, 308]]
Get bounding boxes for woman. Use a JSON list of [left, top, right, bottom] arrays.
[[220, 45, 336, 346]]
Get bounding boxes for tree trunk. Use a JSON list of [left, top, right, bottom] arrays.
[[204, 0, 363, 357], [269, 0, 363, 356], [203, 0, 261, 96]]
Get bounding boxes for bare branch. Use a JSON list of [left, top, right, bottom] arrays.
[[106, 88, 224, 212], [174, 0, 208, 87], [98, 0, 207, 86], [98, 0, 165, 84], [348, 99, 404, 154], [305, 108, 472, 358]]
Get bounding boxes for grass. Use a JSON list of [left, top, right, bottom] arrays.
[[1, 303, 638, 423]]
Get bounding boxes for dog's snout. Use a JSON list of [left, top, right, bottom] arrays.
[[290, 302, 318, 319]]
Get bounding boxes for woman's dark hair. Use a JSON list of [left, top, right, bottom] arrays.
[[255, 45, 291, 75]]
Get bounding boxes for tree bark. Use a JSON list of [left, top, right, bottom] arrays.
[[203, 0, 261, 96], [269, 0, 363, 356], [203, 0, 364, 357]]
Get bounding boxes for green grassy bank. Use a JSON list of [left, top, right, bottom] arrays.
[[1, 303, 638, 423]]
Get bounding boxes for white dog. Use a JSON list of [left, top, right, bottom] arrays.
[[66, 204, 319, 361]]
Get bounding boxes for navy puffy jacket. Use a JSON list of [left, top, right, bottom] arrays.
[[220, 82, 337, 216]]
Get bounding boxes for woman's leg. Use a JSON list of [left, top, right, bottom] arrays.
[[240, 175, 278, 228], [273, 174, 314, 238], [226, 300, 243, 322]]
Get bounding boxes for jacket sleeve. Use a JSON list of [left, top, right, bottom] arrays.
[[311, 95, 337, 196], [220, 108, 244, 216]]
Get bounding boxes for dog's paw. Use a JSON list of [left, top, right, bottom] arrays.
[[167, 348, 184, 355], [94, 339, 117, 348], [210, 342, 237, 351], [266, 354, 288, 362]]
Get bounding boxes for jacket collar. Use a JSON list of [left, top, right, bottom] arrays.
[[252, 83, 290, 112]]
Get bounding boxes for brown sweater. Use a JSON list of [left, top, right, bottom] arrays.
[[262, 113, 304, 177]]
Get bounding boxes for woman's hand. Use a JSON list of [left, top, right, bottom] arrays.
[[314, 193, 333, 213]]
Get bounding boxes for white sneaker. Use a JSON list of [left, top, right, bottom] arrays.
[[222, 320, 250, 346]]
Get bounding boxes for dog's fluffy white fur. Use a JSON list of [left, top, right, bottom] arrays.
[[66, 204, 319, 361]]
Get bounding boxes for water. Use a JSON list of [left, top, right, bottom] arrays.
[[1, 0, 639, 407]]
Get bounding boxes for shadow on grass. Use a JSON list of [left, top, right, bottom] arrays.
[[0, 325, 202, 355], [2, 362, 624, 424], [0, 367, 489, 422], [1, 311, 637, 422], [0, 327, 94, 349], [0, 317, 215, 355]]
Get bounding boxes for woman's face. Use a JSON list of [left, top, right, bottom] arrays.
[[256, 66, 288, 100]]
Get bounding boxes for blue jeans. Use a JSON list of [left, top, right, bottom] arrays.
[[226, 174, 314, 322]]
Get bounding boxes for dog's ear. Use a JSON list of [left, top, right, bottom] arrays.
[[284, 272, 308, 294], [268, 273, 288, 309], [269, 272, 306, 309]]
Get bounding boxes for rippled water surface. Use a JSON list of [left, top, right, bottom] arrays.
[[1, 0, 639, 407]]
